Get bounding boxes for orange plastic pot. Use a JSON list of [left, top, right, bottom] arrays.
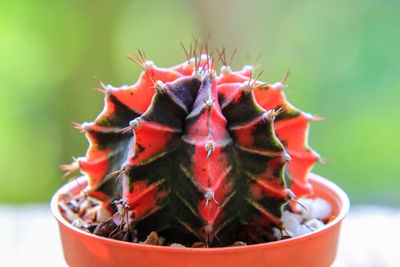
[[51, 173, 349, 267]]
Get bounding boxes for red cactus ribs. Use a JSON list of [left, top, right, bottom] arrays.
[[63, 45, 320, 247]]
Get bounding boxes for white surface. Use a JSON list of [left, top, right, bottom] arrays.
[[332, 206, 400, 267], [0, 205, 66, 267], [0, 205, 399, 267]]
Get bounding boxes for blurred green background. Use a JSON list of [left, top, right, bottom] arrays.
[[1, 0, 399, 206]]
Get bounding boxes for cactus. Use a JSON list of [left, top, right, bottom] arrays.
[[62, 43, 320, 246]]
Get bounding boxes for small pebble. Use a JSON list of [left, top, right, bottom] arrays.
[[93, 219, 117, 237], [192, 242, 206, 248], [170, 243, 185, 248], [304, 218, 325, 231], [298, 197, 331, 220], [277, 197, 331, 240], [95, 206, 112, 221], [231, 241, 247, 246], [140, 231, 159, 245]]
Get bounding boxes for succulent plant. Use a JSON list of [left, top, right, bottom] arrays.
[[61, 43, 321, 246]]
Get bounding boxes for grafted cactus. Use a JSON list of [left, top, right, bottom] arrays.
[[62, 45, 320, 246]]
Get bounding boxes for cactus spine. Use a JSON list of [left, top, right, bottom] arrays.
[[62, 44, 320, 246]]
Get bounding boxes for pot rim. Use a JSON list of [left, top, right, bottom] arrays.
[[51, 173, 349, 253]]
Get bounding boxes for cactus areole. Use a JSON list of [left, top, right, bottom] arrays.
[[62, 46, 321, 247]]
